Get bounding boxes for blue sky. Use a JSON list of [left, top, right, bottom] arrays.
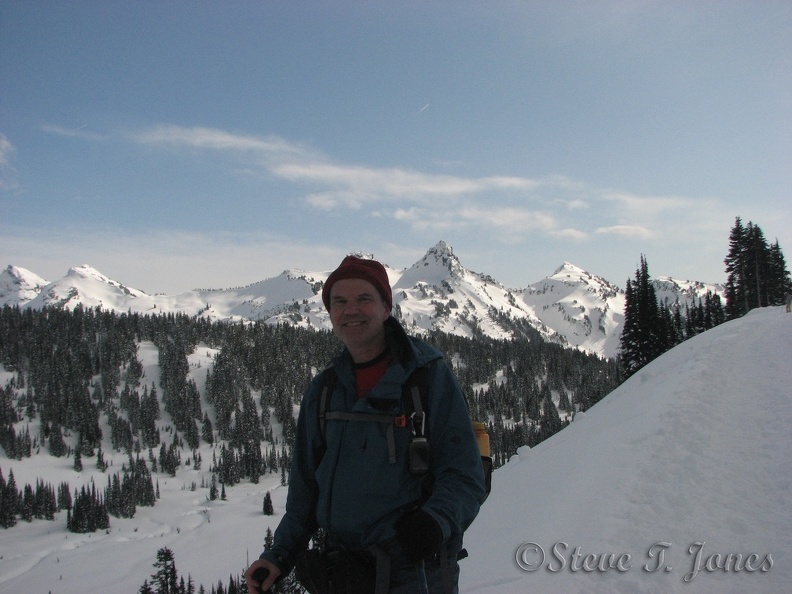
[[1, 1, 790, 294]]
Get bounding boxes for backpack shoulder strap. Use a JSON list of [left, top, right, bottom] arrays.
[[402, 364, 430, 438], [318, 365, 338, 446]]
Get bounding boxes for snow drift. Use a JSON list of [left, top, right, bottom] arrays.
[[462, 306, 792, 593]]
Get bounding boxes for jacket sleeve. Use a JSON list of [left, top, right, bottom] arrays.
[[421, 359, 486, 540], [259, 380, 322, 572]]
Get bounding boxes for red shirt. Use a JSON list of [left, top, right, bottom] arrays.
[[354, 350, 393, 399]]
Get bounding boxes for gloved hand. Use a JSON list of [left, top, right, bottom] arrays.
[[394, 508, 443, 563]]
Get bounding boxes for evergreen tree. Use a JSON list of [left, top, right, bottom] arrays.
[[768, 239, 792, 305], [539, 395, 563, 442], [619, 255, 665, 377], [201, 412, 214, 446], [724, 216, 748, 318], [724, 217, 790, 317], [209, 474, 218, 501], [150, 547, 179, 594], [263, 491, 274, 516], [1, 468, 18, 528], [48, 423, 67, 457], [21, 483, 35, 521]]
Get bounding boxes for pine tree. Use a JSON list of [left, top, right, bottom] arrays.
[[768, 240, 792, 305], [1, 468, 18, 528], [48, 423, 67, 457], [264, 527, 274, 550], [539, 395, 563, 441], [724, 218, 790, 317], [209, 474, 218, 501], [150, 547, 179, 594], [201, 412, 214, 446], [96, 445, 108, 471], [263, 491, 274, 516], [724, 216, 748, 318], [619, 255, 665, 377], [18, 483, 33, 522]]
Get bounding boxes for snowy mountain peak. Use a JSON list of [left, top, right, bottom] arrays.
[[0, 265, 50, 307], [653, 275, 724, 305], [545, 262, 622, 296], [25, 264, 148, 311], [551, 261, 592, 278], [66, 264, 113, 282], [394, 240, 466, 290], [516, 263, 626, 356]]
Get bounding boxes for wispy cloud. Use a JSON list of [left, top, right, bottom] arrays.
[[0, 133, 18, 191], [132, 125, 308, 157], [595, 224, 656, 239], [274, 162, 538, 209], [604, 191, 693, 216], [0, 133, 14, 167], [40, 124, 104, 142], [124, 124, 728, 249], [599, 191, 727, 243]]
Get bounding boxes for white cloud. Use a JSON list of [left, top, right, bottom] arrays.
[[0, 133, 14, 167], [132, 125, 308, 158], [0, 133, 18, 191], [459, 205, 557, 234], [552, 227, 589, 240], [595, 224, 656, 239], [40, 124, 104, 141], [604, 191, 693, 216]]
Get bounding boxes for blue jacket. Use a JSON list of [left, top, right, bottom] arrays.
[[262, 317, 485, 571]]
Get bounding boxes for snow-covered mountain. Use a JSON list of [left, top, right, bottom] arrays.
[[518, 262, 626, 358], [1, 304, 787, 594], [1, 242, 724, 359], [0, 265, 49, 306]]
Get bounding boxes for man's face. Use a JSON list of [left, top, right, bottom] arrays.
[[328, 278, 390, 359]]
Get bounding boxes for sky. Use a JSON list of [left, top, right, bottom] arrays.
[[1, 1, 790, 295]]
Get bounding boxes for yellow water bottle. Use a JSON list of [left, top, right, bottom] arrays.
[[472, 421, 490, 457]]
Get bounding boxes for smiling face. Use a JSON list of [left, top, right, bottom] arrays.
[[328, 277, 391, 363]]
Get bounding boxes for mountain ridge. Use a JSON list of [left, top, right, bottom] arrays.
[[0, 242, 724, 359]]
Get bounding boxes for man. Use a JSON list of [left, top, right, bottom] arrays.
[[245, 255, 485, 593]]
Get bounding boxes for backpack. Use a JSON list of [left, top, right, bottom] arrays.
[[317, 364, 492, 503]]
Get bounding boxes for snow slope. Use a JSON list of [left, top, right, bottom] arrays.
[[463, 306, 792, 593], [1, 307, 789, 593]]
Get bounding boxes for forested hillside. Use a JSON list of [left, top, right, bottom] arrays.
[[0, 305, 620, 530]]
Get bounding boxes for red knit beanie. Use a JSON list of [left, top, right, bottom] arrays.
[[322, 255, 392, 311]]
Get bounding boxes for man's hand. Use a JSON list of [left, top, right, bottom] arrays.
[[244, 559, 280, 593], [394, 508, 443, 563]]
